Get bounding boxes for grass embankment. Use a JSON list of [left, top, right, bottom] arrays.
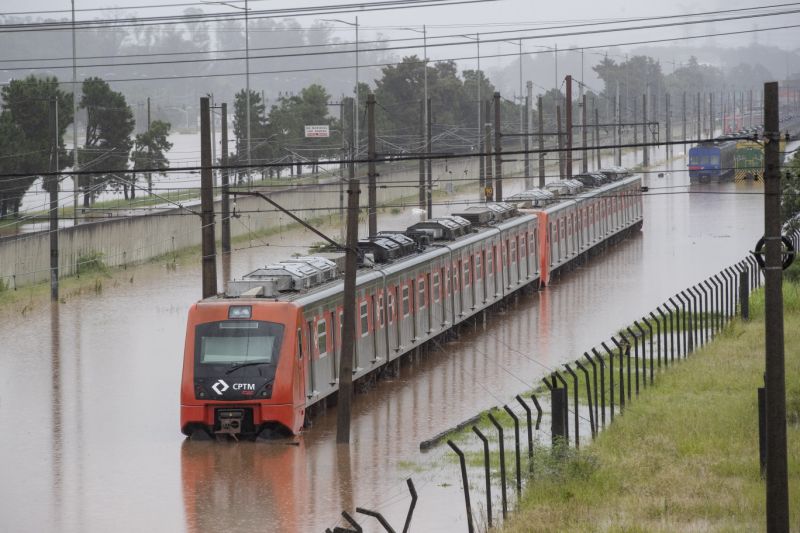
[[501, 277, 800, 532]]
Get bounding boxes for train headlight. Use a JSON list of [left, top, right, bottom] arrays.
[[228, 305, 252, 319]]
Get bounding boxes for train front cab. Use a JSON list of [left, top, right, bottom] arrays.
[[180, 300, 306, 439]]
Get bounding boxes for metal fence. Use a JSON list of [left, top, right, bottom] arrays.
[[323, 226, 800, 532]]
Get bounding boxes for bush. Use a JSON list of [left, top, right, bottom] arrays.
[[77, 251, 108, 275]]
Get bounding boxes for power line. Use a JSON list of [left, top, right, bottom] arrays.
[[4, 7, 799, 72], [1, 2, 793, 63]]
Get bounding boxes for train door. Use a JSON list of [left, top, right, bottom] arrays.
[[295, 326, 306, 410], [369, 293, 379, 363], [306, 318, 317, 398], [453, 259, 462, 319], [470, 252, 477, 309], [408, 274, 421, 342], [480, 249, 487, 303], [442, 266, 450, 326], [388, 284, 400, 354], [425, 272, 432, 333]]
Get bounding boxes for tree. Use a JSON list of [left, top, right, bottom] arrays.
[[233, 89, 269, 180], [131, 120, 172, 199], [268, 84, 335, 173], [0, 75, 73, 216], [78, 77, 134, 206]]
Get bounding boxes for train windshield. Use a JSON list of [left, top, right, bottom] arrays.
[[689, 153, 719, 166], [196, 321, 284, 365]]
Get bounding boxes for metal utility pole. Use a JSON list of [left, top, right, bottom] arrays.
[[682, 92, 687, 152], [594, 104, 600, 170], [537, 96, 545, 188], [478, 96, 485, 198], [199, 97, 217, 299], [709, 93, 714, 137], [613, 86, 620, 166], [697, 92, 702, 140], [565, 75, 573, 179], [367, 94, 377, 237], [71, 0, 79, 225], [485, 100, 493, 201], [427, 97, 433, 217], [221, 103, 231, 254], [581, 93, 588, 174], [147, 97, 152, 195], [556, 105, 563, 179], [750, 89, 754, 129], [48, 97, 59, 302], [525, 81, 532, 188], [642, 94, 648, 167], [419, 100, 425, 211], [493, 92, 502, 201], [762, 81, 789, 532], [339, 100, 346, 242], [524, 94, 531, 188], [665, 93, 671, 158], [336, 174, 360, 444]]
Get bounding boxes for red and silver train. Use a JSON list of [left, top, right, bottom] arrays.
[[180, 171, 643, 439]]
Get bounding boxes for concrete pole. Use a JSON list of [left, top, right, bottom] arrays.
[[494, 92, 502, 201], [565, 75, 573, 179], [221, 103, 231, 254], [367, 94, 377, 237], [556, 104, 563, 179], [199, 97, 217, 299], [594, 104, 601, 170], [419, 100, 425, 212], [763, 81, 789, 532], [48, 98, 59, 302], [642, 94, 648, 167], [581, 93, 588, 174], [524, 94, 531, 188], [336, 175, 360, 444], [682, 92, 687, 152], [665, 93, 671, 158], [538, 96, 544, 188], [427, 98, 433, 217], [485, 100, 493, 201], [71, 0, 79, 225]]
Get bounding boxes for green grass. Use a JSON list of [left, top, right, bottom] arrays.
[[497, 279, 800, 532]]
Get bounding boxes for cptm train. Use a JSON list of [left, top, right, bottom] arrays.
[[180, 170, 644, 439]]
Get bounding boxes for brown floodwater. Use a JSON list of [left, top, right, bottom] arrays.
[[0, 153, 770, 532]]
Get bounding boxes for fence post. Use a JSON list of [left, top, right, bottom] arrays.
[[402, 479, 417, 533], [602, 341, 615, 420], [591, 348, 606, 428], [575, 360, 596, 438], [531, 393, 543, 429], [564, 364, 580, 448], [503, 405, 522, 494], [487, 413, 508, 519], [516, 395, 534, 472], [641, 318, 654, 383], [584, 352, 599, 429], [446, 440, 474, 533], [471, 426, 492, 529], [667, 297, 679, 358], [610, 336, 626, 410], [356, 508, 397, 533], [625, 327, 640, 394], [553, 372, 569, 441], [655, 307, 668, 367], [698, 283, 709, 344], [739, 267, 750, 321], [551, 387, 568, 448]]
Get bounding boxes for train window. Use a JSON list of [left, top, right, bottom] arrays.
[[388, 292, 395, 323], [196, 321, 284, 365], [487, 249, 493, 274], [432, 273, 440, 301], [510, 240, 516, 263], [297, 328, 303, 360], [317, 319, 328, 357], [453, 265, 459, 291], [463, 262, 470, 286], [338, 310, 344, 343], [475, 255, 481, 279], [402, 285, 410, 316], [377, 295, 385, 328], [359, 301, 369, 337], [418, 278, 426, 309]]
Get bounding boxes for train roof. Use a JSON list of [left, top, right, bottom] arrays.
[[217, 172, 641, 303]]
